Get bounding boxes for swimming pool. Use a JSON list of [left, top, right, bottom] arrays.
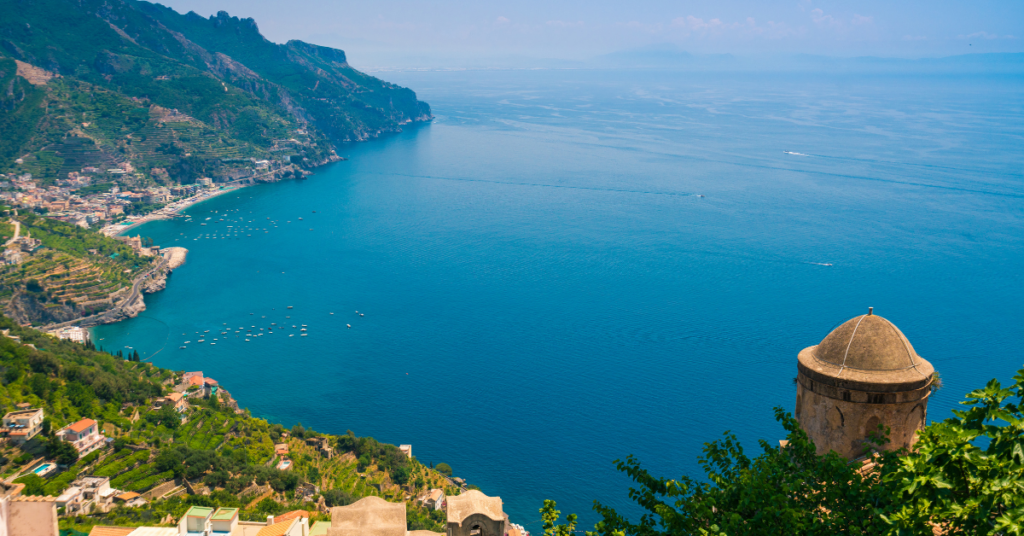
[[32, 463, 53, 475]]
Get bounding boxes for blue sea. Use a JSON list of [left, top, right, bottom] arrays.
[[94, 69, 1024, 528]]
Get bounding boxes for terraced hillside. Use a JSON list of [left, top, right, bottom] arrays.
[[0, 213, 156, 324]]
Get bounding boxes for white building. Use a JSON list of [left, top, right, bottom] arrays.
[[53, 326, 88, 344], [1, 407, 44, 445], [56, 418, 105, 458]]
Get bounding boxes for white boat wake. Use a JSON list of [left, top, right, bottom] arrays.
[[783, 151, 810, 156]]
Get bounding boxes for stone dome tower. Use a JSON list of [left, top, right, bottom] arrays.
[[795, 308, 934, 460]]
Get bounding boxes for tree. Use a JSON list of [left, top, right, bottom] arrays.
[[878, 369, 1024, 534], [322, 489, 355, 507], [291, 423, 305, 438], [40, 417, 51, 437], [435, 462, 452, 477], [47, 437, 80, 466], [337, 430, 356, 452], [543, 367, 1024, 536], [391, 464, 410, 485]]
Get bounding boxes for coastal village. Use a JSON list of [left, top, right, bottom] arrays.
[[0, 150, 321, 237], [0, 315, 520, 536]]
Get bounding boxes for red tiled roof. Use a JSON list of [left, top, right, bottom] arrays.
[[188, 376, 204, 386], [275, 510, 309, 523], [257, 519, 298, 536], [204, 377, 218, 385], [69, 418, 96, 433]]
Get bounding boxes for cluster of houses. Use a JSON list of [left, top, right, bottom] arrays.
[[0, 407, 106, 457], [0, 167, 217, 229], [70, 488, 522, 536]]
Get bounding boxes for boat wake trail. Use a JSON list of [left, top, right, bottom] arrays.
[[804, 262, 834, 267], [783, 151, 810, 157]]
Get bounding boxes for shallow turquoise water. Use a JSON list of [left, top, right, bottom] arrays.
[[95, 70, 1024, 526]]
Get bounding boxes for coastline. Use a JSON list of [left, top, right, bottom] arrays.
[[100, 184, 246, 238]]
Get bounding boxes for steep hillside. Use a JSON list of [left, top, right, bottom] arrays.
[[0, 0, 430, 181], [0, 316, 459, 532], [0, 212, 159, 326]]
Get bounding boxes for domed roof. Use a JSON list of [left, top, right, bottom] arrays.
[[797, 310, 934, 392]]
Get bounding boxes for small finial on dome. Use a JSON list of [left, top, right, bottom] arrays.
[[868, 307, 873, 316]]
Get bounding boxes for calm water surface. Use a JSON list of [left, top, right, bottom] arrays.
[[95, 70, 1024, 527]]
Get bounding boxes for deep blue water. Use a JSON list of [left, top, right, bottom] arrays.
[[94, 70, 1024, 528]]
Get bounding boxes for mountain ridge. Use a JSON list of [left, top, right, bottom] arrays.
[[0, 0, 431, 180]]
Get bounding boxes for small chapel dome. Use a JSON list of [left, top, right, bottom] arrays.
[[797, 308, 934, 392]]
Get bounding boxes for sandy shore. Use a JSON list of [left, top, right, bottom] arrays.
[[100, 185, 245, 237]]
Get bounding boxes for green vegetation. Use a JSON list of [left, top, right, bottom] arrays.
[[0, 213, 158, 324], [0, 58, 46, 166], [0, 315, 451, 534], [542, 368, 1024, 536], [0, 0, 430, 184]]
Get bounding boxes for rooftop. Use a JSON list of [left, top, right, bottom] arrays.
[[212, 507, 239, 520], [256, 518, 297, 536], [69, 418, 97, 433], [798, 310, 934, 391], [275, 510, 308, 523], [309, 521, 330, 536], [3, 408, 42, 418], [445, 490, 504, 526], [185, 505, 214, 518], [87, 527, 136, 536], [330, 496, 406, 536]]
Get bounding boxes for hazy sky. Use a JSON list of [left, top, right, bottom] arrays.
[[156, 0, 1023, 67]]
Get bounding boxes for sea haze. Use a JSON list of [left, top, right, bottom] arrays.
[[94, 69, 1024, 527]]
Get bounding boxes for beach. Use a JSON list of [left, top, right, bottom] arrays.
[[100, 184, 245, 237]]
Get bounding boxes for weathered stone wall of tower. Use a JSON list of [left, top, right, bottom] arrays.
[[447, 513, 504, 536], [795, 374, 929, 459]]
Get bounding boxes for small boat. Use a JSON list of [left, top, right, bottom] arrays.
[[185, 341, 190, 344], [301, 328, 307, 332], [289, 334, 294, 337], [359, 313, 364, 317], [301, 333, 308, 337], [245, 339, 250, 342], [180, 346, 186, 349], [210, 343, 216, 345], [330, 312, 334, 315], [347, 324, 351, 328], [287, 306, 293, 309]]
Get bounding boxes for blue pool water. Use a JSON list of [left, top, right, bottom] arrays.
[[94, 69, 1024, 527], [34, 463, 52, 475]]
